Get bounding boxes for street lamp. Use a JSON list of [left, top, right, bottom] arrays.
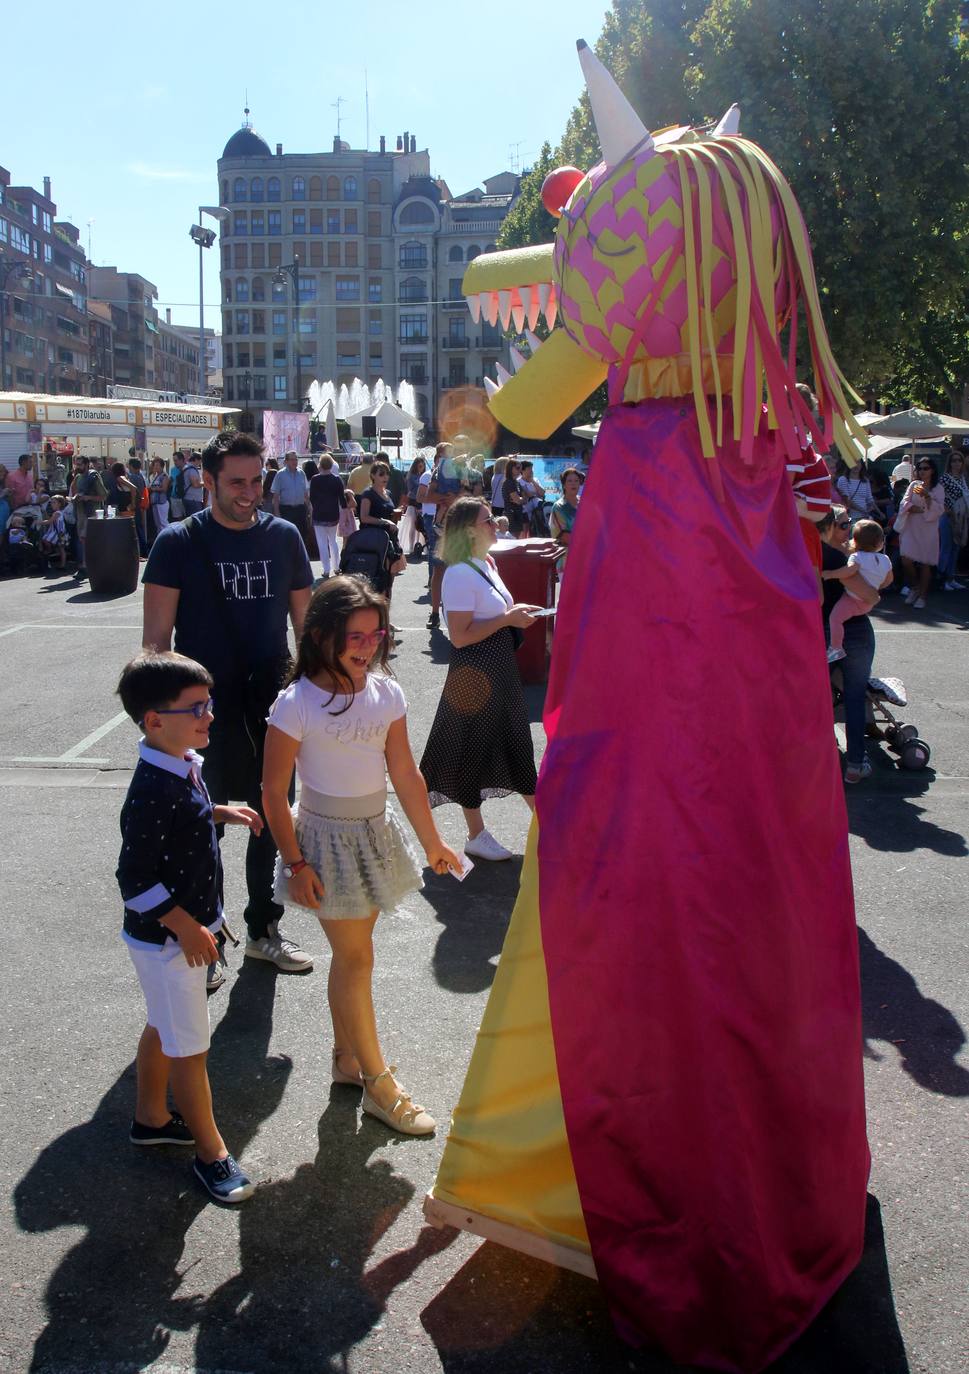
[[273, 256, 302, 409], [0, 255, 35, 391], [190, 205, 229, 394]]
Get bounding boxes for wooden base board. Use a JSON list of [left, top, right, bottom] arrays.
[[423, 1192, 597, 1280]]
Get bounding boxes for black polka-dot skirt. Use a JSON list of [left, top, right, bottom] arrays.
[[420, 628, 538, 809]]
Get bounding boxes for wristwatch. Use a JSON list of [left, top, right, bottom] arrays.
[[282, 859, 307, 879]]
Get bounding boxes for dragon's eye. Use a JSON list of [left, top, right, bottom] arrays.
[[541, 166, 585, 219]]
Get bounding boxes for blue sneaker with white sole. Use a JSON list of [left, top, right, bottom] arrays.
[[193, 1154, 254, 1204]]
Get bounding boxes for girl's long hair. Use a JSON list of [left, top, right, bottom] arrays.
[[440, 496, 488, 566], [286, 575, 392, 715]]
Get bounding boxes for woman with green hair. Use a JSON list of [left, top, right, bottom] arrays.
[[419, 497, 541, 863]]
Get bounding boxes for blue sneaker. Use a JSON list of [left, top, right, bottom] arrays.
[[193, 1154, 254, 1204], [130, 1112, 195, 1146]]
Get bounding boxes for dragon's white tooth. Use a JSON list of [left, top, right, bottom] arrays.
[[467, 294, 481, 323], [483, 376, 499, 397], [509, 345, 527, 373], [497, 289, 512, 329], [544, 282, 558, 329], [526, 286, 541, 329], [495, 361, 512, 386], [538, 282, 551, 315], [525, 329, 543, 353], [511, 297, 526, 331], [484, 291, 500, 326]]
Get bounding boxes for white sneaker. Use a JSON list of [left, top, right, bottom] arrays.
[[904, 589, 919, 605], [912, 596, 927, 609], [826, 645, 846, 663], [245, 920, 314, 972], [464, 828, 513, 862], [945, 580, 962, 591], [898, 586, 912, 598]]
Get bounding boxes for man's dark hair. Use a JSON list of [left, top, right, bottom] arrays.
[[374, 451, 389, 463], [18, 453, 30, 466], [128, 446, 137, 458], [201, 430, 264, 480], [128, 456, 142, 471], [116, 650, 213, 724]]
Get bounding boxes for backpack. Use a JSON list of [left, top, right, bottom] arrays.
[[339, 525, 394, 596], [170, 466, 185, 501]]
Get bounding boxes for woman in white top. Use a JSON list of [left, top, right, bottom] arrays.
[[419, 497, 542, 862], [262, 576, 461, 1136]]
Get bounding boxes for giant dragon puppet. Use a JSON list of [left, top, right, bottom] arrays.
[[424, 40, 871, 1374]]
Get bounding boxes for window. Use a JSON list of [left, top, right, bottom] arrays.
[[344, 209, 358, 233], [400, 276, 426, 302], [343, 176, 357, 199], [368, 178, 381, 204], [367, 211, 381, 237], [335, 275, 360, 300], [224, 376, 235, 400], [467, 244, 482, 260], [0, 217, 7, 242], [298, 311, 317, 334], [224, 342, 234, 367], [251, 275, 265, 301], [448, 318, 467, 345], [292, 210, 306, 234], [481, 321, 503, 347], [399, 242, 427, 269], [272, 279, 286, 301], [448, 245, 464, 263], [368, 311, 382, 336], [309, 176, 322, 201], [253, 374, 267, 400], [367, 244, 381, 269], [267, 177, 281, 201], [298, 346, 317, 366], [233, 211, 247, 236], [233, 177, 247, 201], [11, 225, 31, 253], [293, 241, 306, 263], [327, 209, 340, 234], [273, 343, 287, 365], [400, 313, 427, 342], [292, 175, 305, 199], [368, 278, 382, 303], [224, 279, 233, 303], [298, 277, 317, 302], [344, 241, 358, 267], [335, 307, 360, 332], [268, 210, 281, 235], [268, 243, 282, 267], [272, 310, 287, 335], [233, 244, 248, 268], [250, 176, 264, 202], [251, 242, 265, 268], [309, 241, 323, 267], [337, 344, 360, 367], [327, 242, 340, 267], [369, 343, 382, 363], [326, 176, 339, 201], [42, 211, 52, 234], [235, 276, 250, 302], [253, 343, 266, 367], [400, 354, 427, 384], [222, 179, 229, 203], [274, 374, 287, 399], [252, 309, 266, 333], [236, 344, 250, 367], [449, 276, 463, 300], [399, 200, 434, 225], [236, 310, 250, 333], [250, 210, 264, 235]]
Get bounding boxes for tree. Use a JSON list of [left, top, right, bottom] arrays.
[[497, 143, 558, 252]]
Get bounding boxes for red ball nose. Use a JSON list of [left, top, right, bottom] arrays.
[[541, 166, 585, 218]]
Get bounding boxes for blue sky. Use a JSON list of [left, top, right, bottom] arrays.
[[2, 0, 606, 331]]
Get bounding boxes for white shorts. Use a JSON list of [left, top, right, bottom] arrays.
[[125, 936, 211, 1058]]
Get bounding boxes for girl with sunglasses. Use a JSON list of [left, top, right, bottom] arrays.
[[261, 576, 462, 1136]]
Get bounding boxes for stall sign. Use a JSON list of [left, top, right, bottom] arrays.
[[148, 410, 214, 428]]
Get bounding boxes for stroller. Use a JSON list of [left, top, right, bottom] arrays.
[[339, 525, 398, 597], [831, 669, 931, 770]]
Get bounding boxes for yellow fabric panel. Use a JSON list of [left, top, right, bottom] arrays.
[[431, 819, 590, 1253], [487, 329, 607, 441], [622, 353, 735, 404]]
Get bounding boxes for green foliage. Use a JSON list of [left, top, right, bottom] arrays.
[[497, 143, 558, 251]]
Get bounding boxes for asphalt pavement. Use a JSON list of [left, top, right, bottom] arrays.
[[0, 555, 966, 1374]]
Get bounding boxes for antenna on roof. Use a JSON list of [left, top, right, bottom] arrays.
[[508, 141, 523, 174], [332, 95, 346, 141], [243, 92, 251, 129], [365, 70, 370, 151]]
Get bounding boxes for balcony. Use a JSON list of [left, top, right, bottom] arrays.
[[399, 333, 428, 345], [442, 337, 470, 350], [399, 254, 428, 270], [441, 297, 467, 311], [398, 290, 428, 303]]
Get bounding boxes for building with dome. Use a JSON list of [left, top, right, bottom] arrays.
[[216, 115, 518, 434]]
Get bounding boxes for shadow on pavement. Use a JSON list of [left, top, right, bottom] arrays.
[[193, 1090, 457, 1371], [14, 961, 289, 1372], [845, 768, 968, 857], [422, 860, 523, 993], [421, 1195, 908, 1374], [63, 588, 138, 605], [859, 928, 969, 1095]]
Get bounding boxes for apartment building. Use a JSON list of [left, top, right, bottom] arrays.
[[0, 167, 90, 393], [217, 118, 518, 431], [157, 312, 201, 395], [87, 267, 162, 391]]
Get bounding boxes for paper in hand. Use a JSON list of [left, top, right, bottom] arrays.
[[450, 854, 475, 881]]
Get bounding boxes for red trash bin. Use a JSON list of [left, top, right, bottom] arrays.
[[491, 538, 558, 685]]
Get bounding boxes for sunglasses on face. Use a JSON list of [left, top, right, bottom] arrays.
[[345, 630, 387, 648], [155, 698, 215, 720]]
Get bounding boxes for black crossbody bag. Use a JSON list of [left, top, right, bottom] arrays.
[[186, 515, 291, 737], [465, 558, 524, 650]]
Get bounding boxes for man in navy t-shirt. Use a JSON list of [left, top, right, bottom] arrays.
[[142, 430, 315, 979]]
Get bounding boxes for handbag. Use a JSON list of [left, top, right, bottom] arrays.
[[465, 558, 524, 650], [338, 505, 357, 538]]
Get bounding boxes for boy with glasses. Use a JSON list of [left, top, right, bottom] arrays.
[[115, 650, 262, 1203]]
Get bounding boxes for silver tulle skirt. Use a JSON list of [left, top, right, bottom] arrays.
[[272, 786, 423, 920]]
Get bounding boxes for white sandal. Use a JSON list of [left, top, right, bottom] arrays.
[[362, 1066, 436, 1136]]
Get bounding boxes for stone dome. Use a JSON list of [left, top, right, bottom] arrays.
[[222, 126, 271, 159]]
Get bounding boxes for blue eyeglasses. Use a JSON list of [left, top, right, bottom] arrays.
[[155, 698, 214, 720]]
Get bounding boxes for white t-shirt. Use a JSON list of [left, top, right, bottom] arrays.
[[848, 549, 892, 590], [417, 468, 436, 517], [267, 673, 407, 796], [442, 557, 513, 624]]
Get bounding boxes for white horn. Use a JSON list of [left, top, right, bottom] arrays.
[[576, 38, 652, 165], [713, 103, 741, 136]]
